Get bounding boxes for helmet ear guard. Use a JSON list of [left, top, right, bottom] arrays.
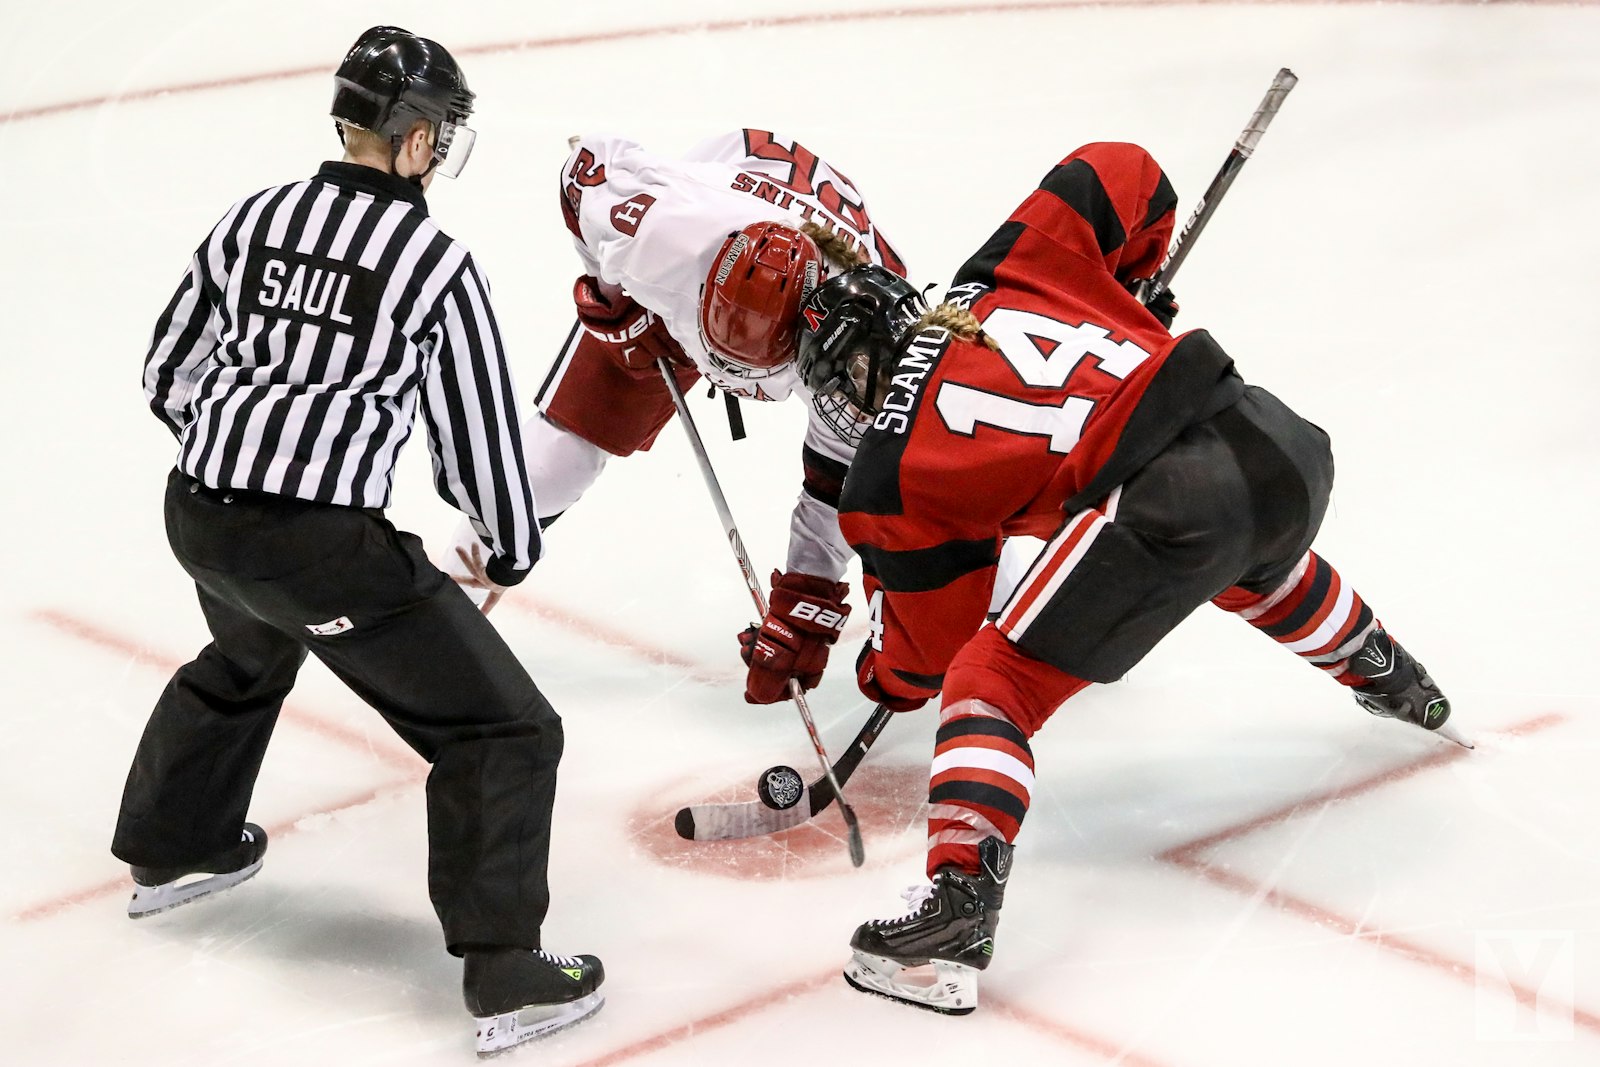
[[331, 26, 477, 178], [795, 265, 927, 445], [699, 222, 824, 379]]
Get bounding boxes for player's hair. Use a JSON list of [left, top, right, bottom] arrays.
[[800, 221, 869, 272], [915, 304, 1002, 353]]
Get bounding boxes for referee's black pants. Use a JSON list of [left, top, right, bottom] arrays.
[[112, 469, 562, 955]]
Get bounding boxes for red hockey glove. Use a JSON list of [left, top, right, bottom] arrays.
[[572, 275, 688, 370], [738, 570, 851, 705], [855, 643, 930, 713]]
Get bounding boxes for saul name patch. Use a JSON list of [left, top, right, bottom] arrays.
[[240, 246, 382, 335]]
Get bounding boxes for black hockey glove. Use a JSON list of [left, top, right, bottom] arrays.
[[1144, 286, 1179, 329]]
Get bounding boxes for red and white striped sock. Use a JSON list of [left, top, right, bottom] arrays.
[[926, 699, 1034, 877], [1213, 551, 1379, 685]]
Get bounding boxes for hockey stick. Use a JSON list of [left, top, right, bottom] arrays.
[[656, 358, 866, 867], [674, 701, 894, 842], [1137, 67, 1298, 306]]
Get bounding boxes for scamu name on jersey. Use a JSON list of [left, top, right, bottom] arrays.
[[874, 328, 949, 435]]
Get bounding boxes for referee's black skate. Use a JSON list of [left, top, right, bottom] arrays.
[[127, 823, 267, 918], [1347, 628, 1471, 748], [844, 837, 1012, 1015], [465, 946, 605, 1056]]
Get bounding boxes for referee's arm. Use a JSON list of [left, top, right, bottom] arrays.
[[421, 255, 542, 587], [142, 247, 221, 438]]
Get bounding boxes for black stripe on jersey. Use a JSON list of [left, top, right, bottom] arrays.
[[537, 321, 583, 405], [307, 208, 431, 501], [950, 220, 1026, 294], [1257, 555, 1333, 640], [890, 666, 945, 692], [929, 780, 1027, 824], [344, 229, 457, 501], [273, 195, 387, 497], [244, 190, 366, 489], [146, 270, 202, 432], [1142, 171, 1179, 233], [229, 186, 348, 485], [420, 271, 494, 511], [851, 537, 998, 594], [1038, 159, 1124, 257], [801, 443, 849, 507]]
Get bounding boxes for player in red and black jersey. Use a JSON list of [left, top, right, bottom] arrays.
[[791, 142, 1462, 1016]]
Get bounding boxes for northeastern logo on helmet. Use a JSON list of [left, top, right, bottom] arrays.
[[611, 194, 656, 236]]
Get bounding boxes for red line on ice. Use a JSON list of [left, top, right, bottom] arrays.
[[13, 776, 420, 922], [1159, 713, 1600, 1037], [30, 608, 420, 772], [7, 1, 1581, 126]]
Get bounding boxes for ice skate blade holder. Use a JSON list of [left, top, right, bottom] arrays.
[[474, 992, 604, 1057], [127, 859, 265, 918], [843, 952, 979, 1015]]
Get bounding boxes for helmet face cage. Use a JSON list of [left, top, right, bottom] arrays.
[[796, 266, 926, 445]]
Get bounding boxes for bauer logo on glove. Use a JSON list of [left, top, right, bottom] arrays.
[[738, 570, 851, 704]]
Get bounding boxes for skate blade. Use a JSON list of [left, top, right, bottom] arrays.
[[475, 992, 604, 1056], [1432, 718, 1474, 750], [127, 859, 264, 918], [843, 952, 978, 1015]]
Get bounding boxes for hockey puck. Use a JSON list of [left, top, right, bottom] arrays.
[[756, 765, 805, 811]]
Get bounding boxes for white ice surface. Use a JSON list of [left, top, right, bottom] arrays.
[[3, 2, 1599, 1064]]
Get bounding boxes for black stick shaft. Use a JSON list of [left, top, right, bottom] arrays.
[[1143, 67, 1297, 303]]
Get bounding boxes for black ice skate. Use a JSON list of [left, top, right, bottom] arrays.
[[464, 946, 605, 1056], [1347, 628, 1471, 748], [128, 823, 267, 918], [844, 836, 1012, 1015]]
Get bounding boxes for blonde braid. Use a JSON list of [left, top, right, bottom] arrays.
[[800, 220, 869, 272], [915, 304, 1002, 353]]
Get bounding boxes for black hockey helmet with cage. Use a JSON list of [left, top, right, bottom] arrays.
[[331, 26, 477, 178], [795, 265, 927, 445]]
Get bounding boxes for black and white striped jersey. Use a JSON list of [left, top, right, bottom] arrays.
[[143, 161, 538, 584]]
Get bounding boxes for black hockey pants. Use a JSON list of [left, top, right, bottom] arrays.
[[112, 469, 562, 955], [1005, 385, 1335, 682]]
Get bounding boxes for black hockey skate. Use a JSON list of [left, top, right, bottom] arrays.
[[1347, 629, 1471, 748], [465, 946, 605, 1056], [844, 836, 1012, 1015], [128, 822, 268, 918]]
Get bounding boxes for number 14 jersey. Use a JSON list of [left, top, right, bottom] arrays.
[[839, 142, 1245, 698]]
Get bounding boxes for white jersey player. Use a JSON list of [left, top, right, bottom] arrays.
[[447, 129, 908, 703]]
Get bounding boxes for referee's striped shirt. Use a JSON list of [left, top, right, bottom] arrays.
[[143, 161, 539, 585]]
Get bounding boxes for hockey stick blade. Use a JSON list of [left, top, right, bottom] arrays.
[[674, 704, 894, 843]]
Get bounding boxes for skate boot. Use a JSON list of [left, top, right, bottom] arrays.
[[464, 946, 605, 1056], [128, 822, 267, 918], [1347, 629, 1471, 748], [844, 836, 1012, 1015]]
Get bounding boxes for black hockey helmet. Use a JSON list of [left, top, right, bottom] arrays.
[[331, 26, 477, 178], [795, 265, 927, 445]]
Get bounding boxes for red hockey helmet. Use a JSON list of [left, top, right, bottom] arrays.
[[698, 221, 823, 379]]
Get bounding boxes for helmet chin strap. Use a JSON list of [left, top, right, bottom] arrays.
[[388, 128, 440, 191]]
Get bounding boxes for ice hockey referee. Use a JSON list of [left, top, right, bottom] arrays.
[[111, 25, 604, 1055]]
